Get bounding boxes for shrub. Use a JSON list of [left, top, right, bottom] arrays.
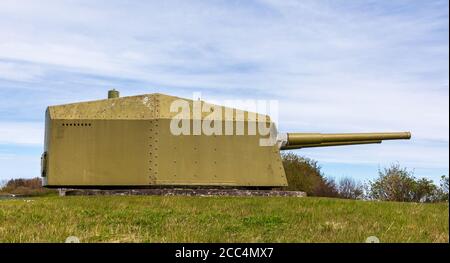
[[281, 153, 338, 197], [313, 177, 340, 198], [338, 177, 364, 199], [367, 164, 439, 202], [436, 175, 449, 202]]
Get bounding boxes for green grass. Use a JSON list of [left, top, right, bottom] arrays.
[[0, 196, 448, 243]]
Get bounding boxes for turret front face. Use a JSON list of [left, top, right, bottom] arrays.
[[41, 108, 51, 186], [42, 93, 287, 188]]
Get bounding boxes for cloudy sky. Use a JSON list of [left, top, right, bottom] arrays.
[[0, 0, 448, 183]]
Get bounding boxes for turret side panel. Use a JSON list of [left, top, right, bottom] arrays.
[[46, 119, 150, 186], [153, 119, 287, 187]]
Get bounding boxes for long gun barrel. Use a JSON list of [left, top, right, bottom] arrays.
[[279, 132, 411, 150]]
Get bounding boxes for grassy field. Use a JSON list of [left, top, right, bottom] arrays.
[[0, 195, 448, 243]]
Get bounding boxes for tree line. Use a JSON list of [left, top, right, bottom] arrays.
[[0, 177, 56, 196], [282, 153, 449, 202]]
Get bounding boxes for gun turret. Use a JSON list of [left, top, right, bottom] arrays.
[[42, 90, 412, 188]]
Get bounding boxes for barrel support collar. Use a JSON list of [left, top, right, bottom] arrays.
[[276, 133, 288, 149]]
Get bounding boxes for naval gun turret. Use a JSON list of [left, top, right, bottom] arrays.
[[41, 90, 411, 188]]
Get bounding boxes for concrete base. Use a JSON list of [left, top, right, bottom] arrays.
[[59, 188, 306, 197]]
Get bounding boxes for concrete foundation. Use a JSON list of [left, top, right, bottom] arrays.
[[59, 188, 306, 197]]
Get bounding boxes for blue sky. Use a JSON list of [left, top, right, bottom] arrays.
[[0, 0, 448, 184]]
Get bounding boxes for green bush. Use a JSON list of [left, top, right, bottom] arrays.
[[281, 153, 338, 197], [367, 164, 441, 202]]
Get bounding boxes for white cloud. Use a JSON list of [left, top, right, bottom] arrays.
[[0, 61, 44, 82], [0, 122, 43, 145]]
